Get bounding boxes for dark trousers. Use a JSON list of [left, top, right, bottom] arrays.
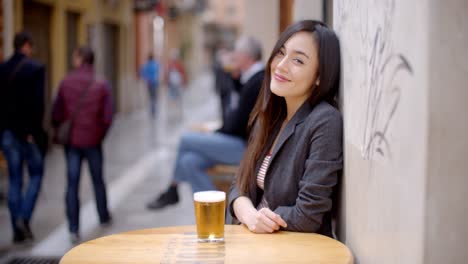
[[64, 145, 110, 233], [147, 83, 158, 118], [0, 130, 44, 234]]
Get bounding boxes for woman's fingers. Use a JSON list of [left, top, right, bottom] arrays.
[[245, 208, 288, 233], [256, 211, 279, 231], [259, 208, 288, 228], [246, 211, 277, 233]]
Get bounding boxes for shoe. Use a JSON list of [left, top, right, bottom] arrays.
[[13, 231, 26, 244], [15, 219, 34, 242], [146, 186, 179, 210], [70, 232, 80, 244], [22, 221, 34, 240], [100, 215, 113, 227]]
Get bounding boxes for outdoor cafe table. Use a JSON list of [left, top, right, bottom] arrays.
[[60, 225, 353, 263]]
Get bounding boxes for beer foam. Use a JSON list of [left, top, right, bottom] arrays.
[[193, 191, 226, 202]]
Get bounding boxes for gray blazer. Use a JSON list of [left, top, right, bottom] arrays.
[[228, 101, 343, 236]]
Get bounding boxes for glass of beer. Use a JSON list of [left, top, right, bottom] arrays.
[[193, 191, 226, 243]]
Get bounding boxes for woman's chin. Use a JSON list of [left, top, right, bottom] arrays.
[[270, 85, 288, 97]]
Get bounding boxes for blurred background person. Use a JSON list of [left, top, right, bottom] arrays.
[[52, 46, 113, 244], [213, 47, 242, 126], [0, 31, 47, 244], [166, 48, 187, 120], [140, 53, 161, 119], [146, 36, 264, 210]]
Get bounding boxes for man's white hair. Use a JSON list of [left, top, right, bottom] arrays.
[[234, 35, 262, 61]]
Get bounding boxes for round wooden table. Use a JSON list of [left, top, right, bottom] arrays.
[[60, 225, 353, 263]]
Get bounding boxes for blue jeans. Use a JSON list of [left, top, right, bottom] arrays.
[[147, 83, 158, 118], [168, 83, 181, 101], [65, 145, 110, 233], [0, 130, 44, 233], [173, 132, 246, 193]]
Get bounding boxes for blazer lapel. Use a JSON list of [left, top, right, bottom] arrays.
[[269, 102, 314, 162]]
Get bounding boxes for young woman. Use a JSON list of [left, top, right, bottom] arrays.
[[228, 20, 342, 236]]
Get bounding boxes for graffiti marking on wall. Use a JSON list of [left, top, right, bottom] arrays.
[[336, 0, 414, 161]]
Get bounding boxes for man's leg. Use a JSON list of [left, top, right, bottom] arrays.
[[148, 83, 156, 118], [176, 132, 246, 165], [84, 145, 111, 224], [177, 151, 216, 193], [176, 132, 245, 191], [147, 131, 245, 210], [21, 141, 44, 239], [65, 146, 82, 235], [0, 130, 26, 242]]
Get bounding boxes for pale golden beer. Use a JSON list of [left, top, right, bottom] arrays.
[[193, 191, 226, 242]]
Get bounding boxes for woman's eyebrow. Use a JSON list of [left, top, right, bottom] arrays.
[[292, 50, 310, 59], [282, 46, 310, 59]]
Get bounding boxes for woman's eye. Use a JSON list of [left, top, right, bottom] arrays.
[[277, 50, 285, 56], [293, 58, 304, 65]]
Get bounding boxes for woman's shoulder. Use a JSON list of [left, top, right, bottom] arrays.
[[303, 101, 342, 129], [309, 101, 341, 120]]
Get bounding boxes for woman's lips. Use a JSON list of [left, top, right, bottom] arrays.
[[273, 73, 290, 82]]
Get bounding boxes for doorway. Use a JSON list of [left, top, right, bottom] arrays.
[[102, 23, 120, 111]]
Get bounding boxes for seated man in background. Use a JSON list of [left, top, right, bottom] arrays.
[[147, 35, 264, 210], [213, 47, 242, 126]]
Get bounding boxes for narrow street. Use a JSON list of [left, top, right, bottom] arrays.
[[0, 70, 220, 261]]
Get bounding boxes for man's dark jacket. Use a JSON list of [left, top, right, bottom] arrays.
[[217, 70, 264, 140], [0, 52, 47, 153]]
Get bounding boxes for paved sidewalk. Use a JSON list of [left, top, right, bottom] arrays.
[[0, 70, 220, 261]]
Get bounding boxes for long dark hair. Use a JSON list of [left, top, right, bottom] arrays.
[[236, 20, 341, 196]]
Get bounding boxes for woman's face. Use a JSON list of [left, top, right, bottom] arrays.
[[270, 31, 319, 103]]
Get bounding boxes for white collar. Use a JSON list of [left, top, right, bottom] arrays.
[[240, 61, 264, 84]]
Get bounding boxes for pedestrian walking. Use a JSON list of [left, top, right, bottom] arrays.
[[52, 46, 113, 244], [140, 53, 161, 118], [0, 31, 47, 244]]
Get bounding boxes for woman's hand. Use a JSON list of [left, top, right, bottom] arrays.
[[233, 196, 287, 233], [243, 207, 287, 233]]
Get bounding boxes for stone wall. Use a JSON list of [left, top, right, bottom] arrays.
[[425, 1, 468, 263], [334, 0, 427, 263], [334, 0, 468, 263]]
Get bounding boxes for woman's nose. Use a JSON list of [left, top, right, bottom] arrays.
[[276, 57, 288, 72]]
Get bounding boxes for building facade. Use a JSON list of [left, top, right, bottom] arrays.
[[2, 0, 137, 113]]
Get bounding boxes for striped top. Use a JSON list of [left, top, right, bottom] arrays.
[[256, 154, 272, 209]]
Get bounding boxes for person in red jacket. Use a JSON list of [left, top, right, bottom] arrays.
[[166, 48, 187, 120], [166, 48, 187, 103], [52, 46, 113, 244]]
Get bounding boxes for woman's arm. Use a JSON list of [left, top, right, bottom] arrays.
[[233, 196, 287, 233], [274, 111, 343, 232]]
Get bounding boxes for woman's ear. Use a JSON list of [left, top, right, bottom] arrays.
[[315, 78, 320, 86]]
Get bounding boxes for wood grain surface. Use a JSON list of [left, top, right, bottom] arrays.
[[60, 225, 353, 263]]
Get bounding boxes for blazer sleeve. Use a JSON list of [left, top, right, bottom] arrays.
[[274, 111, 343, 232]]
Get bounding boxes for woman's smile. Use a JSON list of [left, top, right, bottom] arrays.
[[273, 72, 291, 82]]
